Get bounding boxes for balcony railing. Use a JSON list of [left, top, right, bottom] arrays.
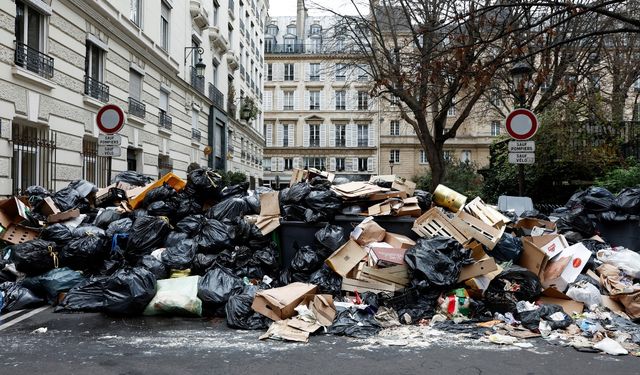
[[358, 139, 369, 147], [159, 110, 172, 131], [191, 128, 202, 142], [14, 41, 54, 79], [240, 20, 245, 36], [84, 76, 109, 102], [239, 65, 245, 80], [190, 66, 205, 93], [208, 83, 225, 109], [128, 97, 146, 118], [336, 139, 346, 147], [265, 42, 364, 55], [228, 0, 235, 14]]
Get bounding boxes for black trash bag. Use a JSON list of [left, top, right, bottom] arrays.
[[305, 190, 342, 215], [161, 238, 197, 270], [7, 240, 57, 276], [218, 183, 249, 200], [138, 255, 169, 280], [565, 190, 587, 210], [164, 231, 189, 248], [25, 185, 51, 206], [598, 211, 629, 222], [21, 267, 85, 302], [309, 177, 332, 190], [582, 187, 615, 213], [520, 209, 548, 220], [73, 225, 105, 237], [206, 197, 250, 221], [404, 237, 472, 289], [94, 209, 122, 229], [225, 217, 253, 244], [173, 194, 203, 218], [309, 266, 342, 296], [225, 285, 270, 330], [196, 218, 232, 252], [315, 224, 347, 252], [304, 208, 326, 224], [143, 183, 176, 207], [191, 253, 218, 275], [281, 205, 307, 221], [186, 168, 224, 199], [247, 225, 272, 250], [132, 208, 148, 220], [68, 179, 98, 198], [57, 267, 156, 315], [147, 200, 177, 217], [197, 267, 243, 306], [106, 218, 133, 239], [328, 307, 381, 338], [40, 223, 73, 245], [394, 291, 441, 322], [60, 233, 107, 271], [518, 304, 573, 331], [580, 239, 611, 254], [490, 234, 523, 263], [0, 282, 45, 312], [112, 171, 152, 187], [244, 194, 261, 214], [278, 188, 290, 204], [126, 216, 171, 260], [614, 188, 640, 215], [253, 245, 278, 270], [283, 183, 311, 204], [290, 245, 323, 273], [176, 215, 205, 236], [484, 266, 542, 314], [53, 186, 83, 211], [555, 208, 597, 237], [414, 190, 432, 211]]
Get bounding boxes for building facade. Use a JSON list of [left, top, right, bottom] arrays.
[[0, 0, 268, 197]]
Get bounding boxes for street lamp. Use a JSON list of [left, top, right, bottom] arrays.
[[389, 158, 394, 175], [184, 46, 206, 78], [510, 61, 535, 196]]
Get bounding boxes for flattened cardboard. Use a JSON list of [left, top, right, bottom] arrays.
[[384, 232, 416, 250], [0, 224, 39, 245], [391, 178, 416, 196], [0, 197, 30, 230], [41, 197, 61, 216], [350, 217, 386, 246], [47, 209, 80, 224], [538, 289, 584, 315], [325, 239, 367, 277], [458, 257, 498, 282], [259, 320, 309, 342], [256, 191, 281, 235], [542, 243, 591, 291], [341, 277, 400, 293], [251, 282, 317, 321], [301, 294, 336, 327], [601, 295, 625, 313]]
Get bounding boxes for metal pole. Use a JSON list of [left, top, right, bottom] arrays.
[[518, 94, 526, 197]]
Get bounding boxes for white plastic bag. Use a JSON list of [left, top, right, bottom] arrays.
[[597, 248, 640, 279], [566, 281, 603, 308], [593, 337, 628, 356], [143, 276, 202, 317]]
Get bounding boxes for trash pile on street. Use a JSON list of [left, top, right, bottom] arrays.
[[1, 168, 639, 355]]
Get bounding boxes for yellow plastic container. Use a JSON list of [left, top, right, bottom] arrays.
[[128, 172, 186, 209], [433, 184, 467, 213]]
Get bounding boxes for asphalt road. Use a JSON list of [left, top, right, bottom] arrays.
[[0, 307, 637, 375]]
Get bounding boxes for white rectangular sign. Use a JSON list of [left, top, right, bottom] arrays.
[[508, 152, 535, 164], [508, 141, 535, 153], [98, 145, 121, 157], [98, 134, 122, 146]]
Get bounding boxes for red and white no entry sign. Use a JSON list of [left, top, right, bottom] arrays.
[[505, 108, 538, 140], [96, 104, 125, 134]]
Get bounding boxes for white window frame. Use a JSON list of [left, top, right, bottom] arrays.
[[335, 157, 345, 171], [461, 150, 471, 163], [15, 1, 48, 52], [335, 90, 346, 110], [309, 91, 320, 110], [191, 109, 199, 130], [309, 124, 320, 147], [357, 124, 369, 146], [85, 40, 105, 81], [335, 124, 346, 147], [358, 157, 368, 172], [284, 63, 294, 81], [283, 91, 294, 110], [491, 120, 501, 136], [390, 120, 400, 136], [419, 150, 428, 164], [160, 1, 170, 50], [130, 0, 142, 27], [390, 149, 400, 163], [310, 63, 320, 81], [357, 91, 369, 110]]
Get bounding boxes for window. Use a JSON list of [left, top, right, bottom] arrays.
[[461, 150, 471, 163], [15, 1, 52, 78], [358, 157, 368, 172], [212, 2, 219, 25], [282, 124, 290, 147], [390, 95, 399, 105], [267, 24, 278, 36], [357, 64, 368, 81], [159, 89, 169, 113], [284, 63, 294, 80], [265, 37, 274, 52], [336, 37, 345, 52], [357, 91, 369, 110], [85, 41, 106, 100], [447, 105, 456, 117], [357, 124, 369, 146], [310, 63, 320, 81], [490, 120, 501, 136], [127, 147, 139, 171], [310, 24, 321, 34], [390, 120, 400, 136], [335, 124, 346, 147], [266, 63, 273, 81], [160, 1, 170, 50], [304, 157, 325, 170], [444, 150, 453, 161], [310, 37, 322, 53], [130, 0, 142, 26], [212, 60, 219, 86], [419, 150, 428, 164], [309, 124, 320, 147], [287, 24, 296, 35], [335, 63, 346, 81], [284, 37, 296, 52], [335, 158, 345, 172], [158, 154, 172, 178], [283, 91, 294, 110], [390, 150, 400, 163], [11, 124, 56, 194], [284, 158, 293, 171], [263, 158, 271, 171], [309, 91, 320, 110], [191, 109, 199, 130], [489, 89, 500, 106], [335, 90, 346, 110]]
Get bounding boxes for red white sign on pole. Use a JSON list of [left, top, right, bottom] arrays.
[[505, 108, 538, 140], [96, 104, 125, 134]]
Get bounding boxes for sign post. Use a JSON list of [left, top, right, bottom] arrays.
[[505, 109, 538, 196], [96, 105, 124, 158]]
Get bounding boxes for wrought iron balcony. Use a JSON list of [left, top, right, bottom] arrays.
[[14, 41, 54, 79], [208, 83, 225, 109], [84, 76, 109, 102], [191, 128, 202, 142], [128, 97, 146, 118], [239, 65, 245, 79], [190, 66, 205, 93], [159, 110, 172, 131], [228, 0, 234, 14], [265, 42, 364, 55]]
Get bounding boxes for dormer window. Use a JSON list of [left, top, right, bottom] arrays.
[[267, 24, 278, 36], [287, 23, 296, 35], [310, 24, 321, 35]]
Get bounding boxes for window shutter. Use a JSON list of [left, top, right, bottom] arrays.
[[277, 90, 284, 110], [288, 125, 295, 147], [320, 62, 326, 81], [352, 157, 359, 172], [367, 156, 375, 172], [276, 63, 284, 81], [293, 157, 301, 169], [320, 124, 326, 147], [276, 124, 284, 147], [294, 90, 300, 110], [266, 124, 273, 147], [270, 157, 276, 171], [264, 91, 273, 111], [304, 63, 310, 81], [345, 124, 353, 147], [348, 90, 356, 110], [328, 124, 336, 147], [294, 63, 300, 81], [319, 91, 323, 110], [129, 70, 142, 100], [329, 157, 336, 172], [350, 124, 358, 147], [304, 91, 310, 110], [368, 124, 375, 147], [159, 90, 168, 111], [279, 157, 285, 172], [303, 124, 310, 147]]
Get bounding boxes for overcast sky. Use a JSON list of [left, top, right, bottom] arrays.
[[268, 0, 366, 17]]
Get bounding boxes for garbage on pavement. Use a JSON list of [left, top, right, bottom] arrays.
[[0, 170, 639, 356]]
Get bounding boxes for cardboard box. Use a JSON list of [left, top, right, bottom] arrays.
[[367, 242, 407, 266], [256, 191, 281, 235], [384, 232, 416, 250], [350, 216, 386, 246], [392, 178, 416, 196], [541, 243, 592, 291], [538, 288, 584, 315], [302, 294, 336, 327], [359, 265, 409, 286], [0, 197, 30, 230], [325, 239, 368, 277], [40, 197, 61, 216], [251, 283, 317, 321], [514, 218, 557, 236], [341, 277, 400, 293], [47, 209, 80, 224], [458, 257, 498, 282], [520, 235, 571, 279], [0, 224, 39, 245]]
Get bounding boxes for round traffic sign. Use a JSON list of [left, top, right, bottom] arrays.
[[505, 108, 538, 140], [96, 104, 125, 134]]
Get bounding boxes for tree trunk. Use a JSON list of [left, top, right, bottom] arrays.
[[427, 143, 445, 192], [611, 88, 626, 124]]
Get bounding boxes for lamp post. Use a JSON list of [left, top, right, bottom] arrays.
[[389, 158, 394, 175], [184, 46, 206, 78], [510, 61, 534, 197]]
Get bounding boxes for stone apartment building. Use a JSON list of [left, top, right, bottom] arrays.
[[0, 0, 268, 196]]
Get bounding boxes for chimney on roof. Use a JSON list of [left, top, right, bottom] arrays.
[[297, 0, 307, 41]]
